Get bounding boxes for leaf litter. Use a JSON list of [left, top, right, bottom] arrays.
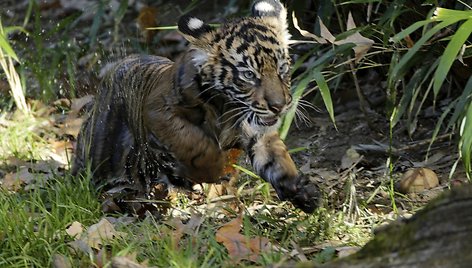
[[215, 213, 270, 263]]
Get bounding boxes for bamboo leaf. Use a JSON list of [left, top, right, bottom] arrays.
[[390, 20, 432, 43], [313, 68, 336, 128], [279, 73, 311, 140], [390, 19, 457, 83], [433, 8, 472, 21], [433, 18, 472, 97], [447, 77, 472, 131]]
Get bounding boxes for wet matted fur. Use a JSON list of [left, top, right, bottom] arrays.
[[73, 0, 320, 214]]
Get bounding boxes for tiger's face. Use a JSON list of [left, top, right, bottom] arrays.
[[178, 0, 292, 132]]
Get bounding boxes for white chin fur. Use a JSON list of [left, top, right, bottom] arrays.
[[242, 118, 280, 137]]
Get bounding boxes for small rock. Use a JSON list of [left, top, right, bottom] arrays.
[[398, 168, 439, 194]]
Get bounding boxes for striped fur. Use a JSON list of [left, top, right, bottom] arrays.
[[73, 0, 319, 213]]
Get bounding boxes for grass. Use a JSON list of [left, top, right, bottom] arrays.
[[0, 169, 371, 267], [0, 116, 372, 267], [0, 113, 48, 162], [0, 175, 101, 267]]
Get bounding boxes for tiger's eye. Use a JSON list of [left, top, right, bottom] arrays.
[[243, 70, 255, 80]]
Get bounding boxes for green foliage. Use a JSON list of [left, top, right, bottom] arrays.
[[0, 19, 29, 114], [389, 7, 472, 177], [0, 115, 48, 161], [281, 1, 471, 178], [460, 99, 472, 180], [0, 175, 101, 267]]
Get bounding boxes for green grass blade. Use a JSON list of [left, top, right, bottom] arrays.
[[146, 26, 178, 30], [89, 1, 104, 48], [433, 8, 472, 21], [427, 98, 458, 154], [390, 63, 429, 127], [232, 164, 262, 180], [114, 0, 129, 23], [433, 18, 472, 97], [313, 68, 336, 128], [0, 34, 19, 61], [447, 76, 472, 131], [280, 73, 311, 140], [3, 26, 25, 35], [461, 100, 472, 179]]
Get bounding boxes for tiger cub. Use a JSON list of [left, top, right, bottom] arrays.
[[73, 0, 320, 213]]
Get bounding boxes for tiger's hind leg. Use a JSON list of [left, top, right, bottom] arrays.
[[248, 132, 320, 213]]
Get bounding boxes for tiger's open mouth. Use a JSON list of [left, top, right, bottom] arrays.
[[258, 116, 279, 126]]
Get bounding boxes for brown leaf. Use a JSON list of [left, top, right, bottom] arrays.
[[69, 218, 126, 253], [216, 214, 270, 263], [70, 95, 94, 115], [111, 256, 149, 268], [1, 167, 52, 191], [59, 95, 93, 138], [334, 12, 374, 63], [62, 117, 85, 137], [223, 148, 242, 175], [166, 212, 204, 249], [66, 221, 84, 238], [85, 218, 125, 249], [49, 140, 74, 165], [52, 254, 72, 268], [137, 6, 159, 43], [291, 13, 328, 44]]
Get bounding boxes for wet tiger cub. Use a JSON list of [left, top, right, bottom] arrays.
[[73, 0, 320, 213]]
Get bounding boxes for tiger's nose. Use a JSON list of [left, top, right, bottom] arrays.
[[268, 101, 284, 114]]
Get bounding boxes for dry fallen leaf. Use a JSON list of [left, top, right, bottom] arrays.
[[291, 13, 328, 44], [216, 214, 270, 263], [340, 146, 362, 170], [86, 218, 124, 249], [68, 218, 126, 254], [111, 255, 150, 268], [292, 12, 373, 63], [52, 253, 72, 268], [70, 95, 94, 115], [166, 212, 204, 249], [334, 12, 374, 63], [66, 221, 84, 238], [1, 166, 52, 191], [223, 148, 242, 175]]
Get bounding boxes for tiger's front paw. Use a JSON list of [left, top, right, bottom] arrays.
[[273, 174, 320, 213]]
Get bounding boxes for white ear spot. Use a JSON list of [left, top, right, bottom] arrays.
[[254, 1, 275, 13], [187, 17, 204, 30]]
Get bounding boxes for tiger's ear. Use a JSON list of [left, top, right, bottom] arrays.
[[251, 0, 284, 18], [178, 15, 214, 67], [251, 0, 290, 44], [178, 15, 213, 45]]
